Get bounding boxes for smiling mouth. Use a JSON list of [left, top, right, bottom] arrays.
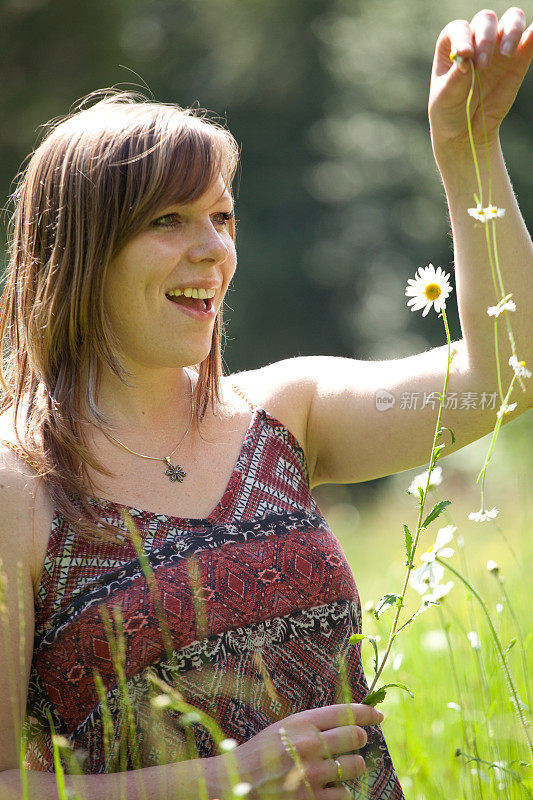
[[166, 293, 214, 312]]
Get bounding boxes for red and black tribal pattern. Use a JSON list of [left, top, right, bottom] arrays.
[[25, 409, 405, 799]]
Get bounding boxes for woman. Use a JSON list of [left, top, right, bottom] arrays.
[[0, 8, 531, 800]]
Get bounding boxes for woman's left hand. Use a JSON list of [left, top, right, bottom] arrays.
[[429, 7, 533, 155]]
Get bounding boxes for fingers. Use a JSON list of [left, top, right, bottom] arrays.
[[471, 9, 499, 69], [498, 7, 527, 56], [320, 752, 367, 788], [434, 8, 528, 75], [319, 722, 369, 757], [300, 702, 383, 732]]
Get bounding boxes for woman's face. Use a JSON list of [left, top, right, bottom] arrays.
[[104, 174, 236, 373]]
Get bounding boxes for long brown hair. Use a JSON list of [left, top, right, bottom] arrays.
[[0, 90, 240, 543]]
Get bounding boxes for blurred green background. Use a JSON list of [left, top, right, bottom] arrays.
[[2, 0, 531, 510], [1, 2, 532, 794], [1, 0, 532, 496]]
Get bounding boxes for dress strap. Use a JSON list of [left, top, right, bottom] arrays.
[[0, 439, 45, 474], [231, 384, 258, 413]]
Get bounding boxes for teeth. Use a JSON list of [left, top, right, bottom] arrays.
[[167, 288, 216, 298]]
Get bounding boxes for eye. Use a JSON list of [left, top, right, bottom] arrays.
[[151, 213, 181, 228], [212, 211, 235, 227]]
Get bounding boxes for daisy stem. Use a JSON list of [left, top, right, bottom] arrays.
[[476, 374, 517, 508], [493, 317, 505, 404], [465, 64, 483, 208], [435, 556, 533, 758], [368, 309, 453, 693]]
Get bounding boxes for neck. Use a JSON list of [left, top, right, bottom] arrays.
[[95, 365, 196, 437]]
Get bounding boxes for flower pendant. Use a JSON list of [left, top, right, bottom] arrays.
[[164, 457, 186, 483]]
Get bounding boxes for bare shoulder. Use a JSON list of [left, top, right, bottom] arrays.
[[226, 356, 316, 461], [0, 414, 55, 592]]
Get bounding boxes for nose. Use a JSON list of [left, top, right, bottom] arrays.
[[187, 220, 231, 265]]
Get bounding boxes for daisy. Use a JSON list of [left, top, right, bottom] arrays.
[[497, 402, 517, 418], [407, 465, 443, 496], [509, 356, 532, 379], [486, 560, 499, 574], [468, 507, 498, 523], [409, 561, 445, 595], [467, 204, 487, 222], [420, 525, 455, 563], [405, 264, 453, 317], [425, 581, 454, 603], [487, 299, 515, 317], [467, 204, 505, 223], [484, 205, 505, 220]]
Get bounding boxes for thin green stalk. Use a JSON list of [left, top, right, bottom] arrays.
[[491, 571, 532, 715], [476, 374, 518, 508], [368, 310, 454, 693], [438, 607, 475, 800], [436, 557, 533, 757]]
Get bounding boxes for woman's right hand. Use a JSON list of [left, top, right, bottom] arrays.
[[219, 703, 384, 800]]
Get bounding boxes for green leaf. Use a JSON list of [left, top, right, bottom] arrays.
[[396, 599, 440, 635], [417, 487, 424, 507], [505, 637, 517, 655], [362, 682, 414, 707], [403, 523, 413, 565], [421, 500, 451, 529], [374, 593, 403, 620], [349, 632, 379, 675], [438, 425, 456, 444], [433, 444, 445, 461]]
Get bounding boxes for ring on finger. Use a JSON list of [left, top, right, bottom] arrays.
[[330, 757, 343, 782]]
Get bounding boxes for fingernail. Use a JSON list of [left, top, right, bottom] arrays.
[[376, 711, 384, 722], [500, 40, 513, 56]]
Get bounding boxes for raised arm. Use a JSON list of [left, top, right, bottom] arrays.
[[233, 9, 533, 489], [429, 8, 533, 385]]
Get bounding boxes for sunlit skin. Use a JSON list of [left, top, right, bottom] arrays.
[[97, 174, 236, 429]]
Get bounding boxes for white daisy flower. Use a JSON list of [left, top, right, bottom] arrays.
[[467, 631, 481, 650], [467, 204, 487, 222], [425, 581, 454, 603], [409, 561, 445, 595], [486, 560, 499, 574], [484, 205, 505, 220], [487, 300, 515, 317], [497, 402, 517, 418], [410, 525, 455, 597], [468, 507, 498, 523], [509, 356, 532, 379], [407, 465, 443, 496], [496, 603, 504, 614], [420, 525, 456, 563], [467, 204, 505, 223], [447, 701, 461, 712], [405, 264, 453, 317]]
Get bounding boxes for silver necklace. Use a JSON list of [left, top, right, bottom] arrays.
[[107, 370, 194, 484]]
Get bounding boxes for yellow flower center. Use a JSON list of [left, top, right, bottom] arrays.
[[424, 283, 441, 301]]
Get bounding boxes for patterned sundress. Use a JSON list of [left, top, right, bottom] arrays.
[[17, 408, 404, 798]]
